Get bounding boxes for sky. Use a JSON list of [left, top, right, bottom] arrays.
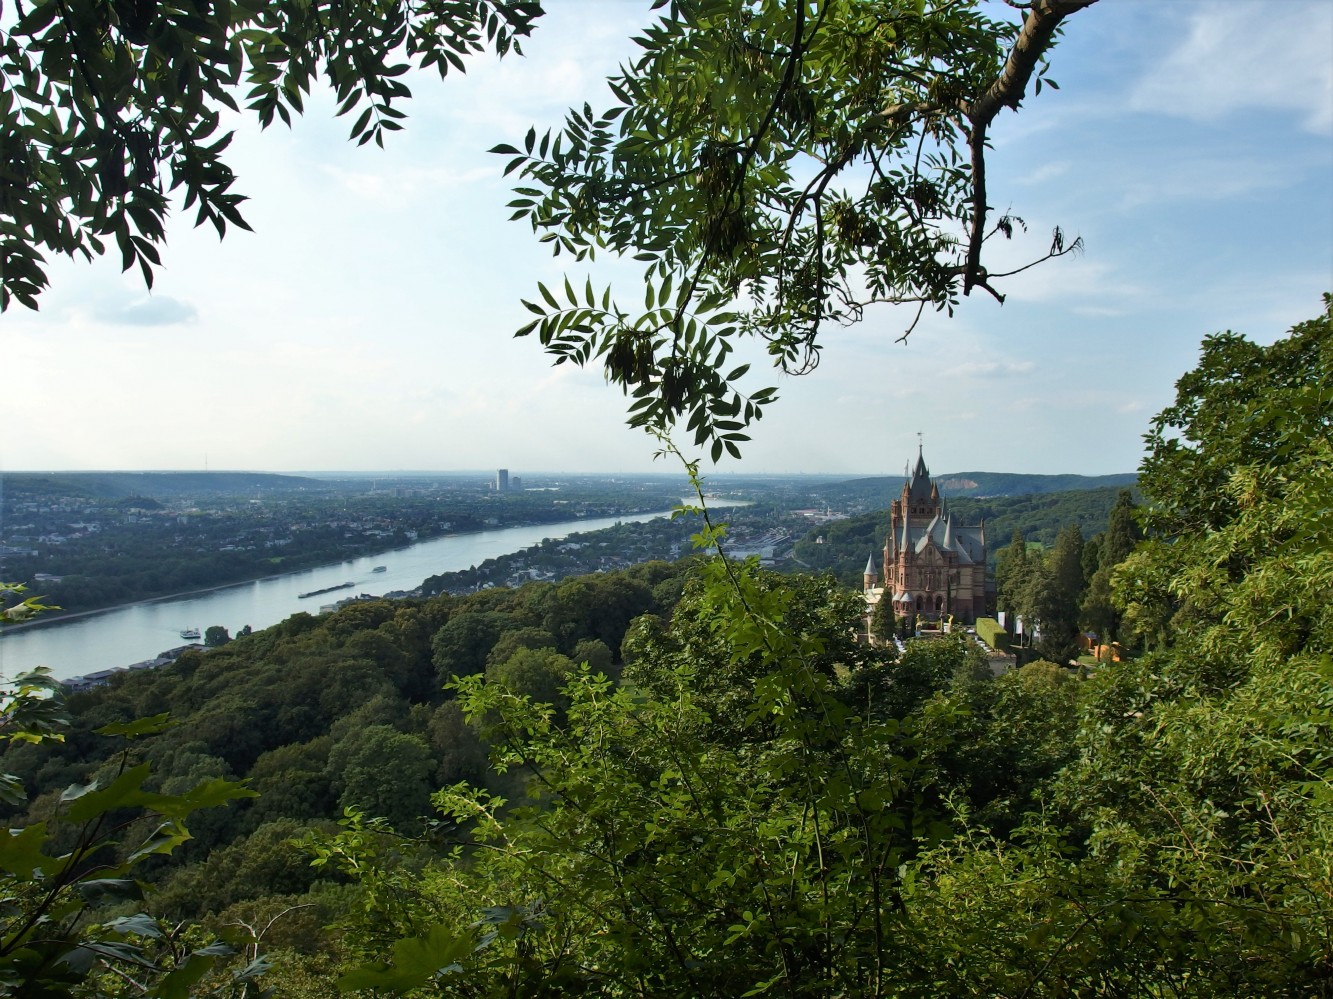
[[1, 0, 1330, 479]]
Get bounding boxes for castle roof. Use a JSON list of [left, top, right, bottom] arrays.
[[885, 446, 986, 573], [906, 447, 934, 504], [908, 508, 984, 563]]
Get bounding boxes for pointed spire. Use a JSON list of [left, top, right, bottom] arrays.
[[907, 443, 932, 506], [864, 553, 877, 580], [914, 448, 929, 480]]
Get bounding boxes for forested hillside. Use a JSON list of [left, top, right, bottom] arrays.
[[5, 300, 1327, 996], [2, 471, 326, 501], [813, 471, 1137, 512], [0, 559, 694, 980], [793, 484, 1133, 584]]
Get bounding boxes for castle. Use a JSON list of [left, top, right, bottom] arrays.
[[864, 448, 987, 626]]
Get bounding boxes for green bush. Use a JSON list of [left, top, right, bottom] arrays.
[[976, 617, 1012, 653]]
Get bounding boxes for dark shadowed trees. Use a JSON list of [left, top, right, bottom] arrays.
[[0, 0, 541, 309]]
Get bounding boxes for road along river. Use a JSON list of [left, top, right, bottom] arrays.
[[1, 511, 670, 681]]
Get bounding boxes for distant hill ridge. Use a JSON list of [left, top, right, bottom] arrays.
[[793, 482, 1140, 584], [832, 470, 1137, 500], [2, 471, 325, 500]]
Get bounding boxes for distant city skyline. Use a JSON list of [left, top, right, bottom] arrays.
[[2, 1, 1329, 477]]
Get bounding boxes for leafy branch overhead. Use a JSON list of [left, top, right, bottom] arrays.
[[500, 0, 1094, 456], [0, 0, 542, 310]]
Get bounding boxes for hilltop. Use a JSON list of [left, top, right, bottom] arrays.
[[1, 471, 327, 501], [808, 470, 1137, 511]]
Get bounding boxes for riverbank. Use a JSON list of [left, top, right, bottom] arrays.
[[0, 510, 680, 680], [0, 515, 644, 634], [0, 509, 687, 634], [0, 575, 293, 635]]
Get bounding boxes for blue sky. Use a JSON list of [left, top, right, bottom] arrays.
[[2, 0, 1330, 477]]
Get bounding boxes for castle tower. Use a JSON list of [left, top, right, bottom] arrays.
[[865, 447, 988, 627]]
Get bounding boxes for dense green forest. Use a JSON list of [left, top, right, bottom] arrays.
[[2, 300, 1330, 995]]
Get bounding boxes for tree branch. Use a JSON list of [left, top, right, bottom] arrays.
[[962, 0, 1098, 295]]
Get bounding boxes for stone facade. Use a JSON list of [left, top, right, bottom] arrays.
[[864, 449, 987, 626]]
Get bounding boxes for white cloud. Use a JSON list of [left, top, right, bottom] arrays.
[[955, 359, 1036, 379], [93, 295, 198, 326], [993, 256, 1142, 308], [1130, 3, 1333, 134], [4, 0, 1328, 477], [320, 163, 493, 205], [1015, 161, 1071, 186], [1112, 152, 1301, 211]]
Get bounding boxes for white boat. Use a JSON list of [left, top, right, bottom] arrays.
[[372, 565, 387, 573], [179, 628, 201, 640]]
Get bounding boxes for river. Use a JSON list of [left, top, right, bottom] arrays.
[[0, 511, 670, 681]]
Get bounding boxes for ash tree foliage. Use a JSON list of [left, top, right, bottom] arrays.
[[2, 0, 1095, 457], [0, 682, 258, 997], [304, 302, 1333, 997], [320, 557, 948, 997], [0, 0, 541, 309], [502, 0, 1095, 458]]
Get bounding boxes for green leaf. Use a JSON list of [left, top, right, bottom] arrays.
[[106, 913, 164, 939], [127, 821, 192, 863], [154, 951, 219, 999], [337, 925, 470, 992], [96, 713, 174, 738], [0, 823, 55, 879]]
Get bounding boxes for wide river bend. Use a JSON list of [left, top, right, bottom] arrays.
[[1, 511, 669, 681]]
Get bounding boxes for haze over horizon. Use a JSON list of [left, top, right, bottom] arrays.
[[0, 465, 1140, 484], [2, 1, 1329, 478]]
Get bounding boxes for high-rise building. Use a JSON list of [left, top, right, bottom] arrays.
[[496, 469, 509, 492]]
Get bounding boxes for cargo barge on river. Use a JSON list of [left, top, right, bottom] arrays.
[[298, 582, 354, 599]]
